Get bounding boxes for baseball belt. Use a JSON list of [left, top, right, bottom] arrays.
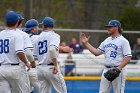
[[39, 63, 54, 66], [0, 63, 19, 66], [105, 65, 118, 68]]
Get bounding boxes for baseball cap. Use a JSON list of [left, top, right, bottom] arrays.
[[6, 11, 19, 24], [24, 19, 39, 32], [105, 20, 121, 28], [16, 12, 24, 21], [40, 17, 55, 27]]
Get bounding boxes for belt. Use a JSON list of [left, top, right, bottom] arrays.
[[39, 63, 54, 66], [105, 65, 118, 68], [0, 63, 19, 66]]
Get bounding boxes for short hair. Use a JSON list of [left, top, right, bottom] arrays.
[[6, 22, 17, 27]]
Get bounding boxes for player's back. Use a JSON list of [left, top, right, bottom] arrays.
[[29, 34, 39, 45], [0, 29, 24, 64], [34, 30, 60, 65], [16, 29, 33, 50], [16, 28, 29, 39]]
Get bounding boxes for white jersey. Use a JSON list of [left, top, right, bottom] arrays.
[[98, 35, 132, 66], [0, 29, 24, 64], [16, 29, 33, 50], [34, 30, 60, 65], [29, 34, 39, 45]]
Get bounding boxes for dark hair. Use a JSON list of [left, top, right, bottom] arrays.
[[17, 20, 23, 27], [118, 27, 123, 34], [43, 25, 53, 28], [26, 30, 32, 34], [6, 22, 17, 27]]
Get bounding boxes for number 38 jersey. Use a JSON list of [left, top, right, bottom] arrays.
[[33, 30, 60, 65], [0, 29, 24, 64], [97, 35, 132, 66]]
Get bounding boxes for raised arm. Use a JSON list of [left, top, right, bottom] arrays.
[[80, 32, 102, 56]]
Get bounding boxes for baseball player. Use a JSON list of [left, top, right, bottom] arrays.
[[16, 13, 36, 68], [80, 20, 132, 93], [24, 19, 41, 93], [25, 19, 39, 45], [0, 11, 31, 93], [33, 17, 67, 93]]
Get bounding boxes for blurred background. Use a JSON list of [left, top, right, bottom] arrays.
[[1, 0, 140, 47], [1, 0, 140, 93]]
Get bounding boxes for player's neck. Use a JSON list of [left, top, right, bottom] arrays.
[[7, 26, 17, 30], [43, 27, 53, 31], [111, 32, 121, 38]]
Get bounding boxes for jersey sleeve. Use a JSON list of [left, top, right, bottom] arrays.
[[50, 34, 60, 49], [24, 34, 34, 50], [122, 39, 132, 57], [15, 34, 24, 53], [97, 41, 105, 54]]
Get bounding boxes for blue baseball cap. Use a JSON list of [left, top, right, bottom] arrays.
[[40, 17, 55, 27], [6, 11, 19, 24], [24, 19, 39, 32], [16, 12, 24, 21], [105, 20, 121, 28]]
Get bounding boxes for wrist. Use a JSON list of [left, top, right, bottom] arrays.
[[117, 66, 122, 71], [24, 61, 28, 64], [84, 41, 89, 46]]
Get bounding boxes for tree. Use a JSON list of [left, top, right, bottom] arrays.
[[120, 6, 140, 30]]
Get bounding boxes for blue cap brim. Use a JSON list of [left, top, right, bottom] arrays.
[[105, 25, 114, 27], [24, 28, 32, 32]]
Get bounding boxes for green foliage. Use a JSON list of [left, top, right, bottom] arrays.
[[120, 6, 140, 30]]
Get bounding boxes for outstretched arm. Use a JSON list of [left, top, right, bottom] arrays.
[[80, 32, 102, 56], [59, 46, 73, 53]]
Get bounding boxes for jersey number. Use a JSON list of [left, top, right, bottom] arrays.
[[0, 39, 9, 54], [38, 40, 48, 55], [110, 51, 117, 58]]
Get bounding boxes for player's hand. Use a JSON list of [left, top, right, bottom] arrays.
[[25, 62, 31, 71], [31, 61, 36, 68], [53, 66, 58, 74], [62, 46, 73, 53], [80, 32, 90, 44]]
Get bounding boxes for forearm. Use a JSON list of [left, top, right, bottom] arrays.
[[118, 56, 132, 70], [52, 58, 57, 67], [60, 46, 73, 53], [17, 52, 29, 64], [25, 49, 34, 63], [50, 46, 58, 66], [84, 42, 101, 56]]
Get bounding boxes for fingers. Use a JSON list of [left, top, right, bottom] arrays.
[[87, 35, 90, 40], [25, 63, 31, 71], [53, 69, 58, 74], [31, 62, 36, 68], [80, 32, 90, 38], [53, 67, 58, 74], [80, 32, 86, 37], [27, 67, 30, 71], [70, 48, 73, 52]]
